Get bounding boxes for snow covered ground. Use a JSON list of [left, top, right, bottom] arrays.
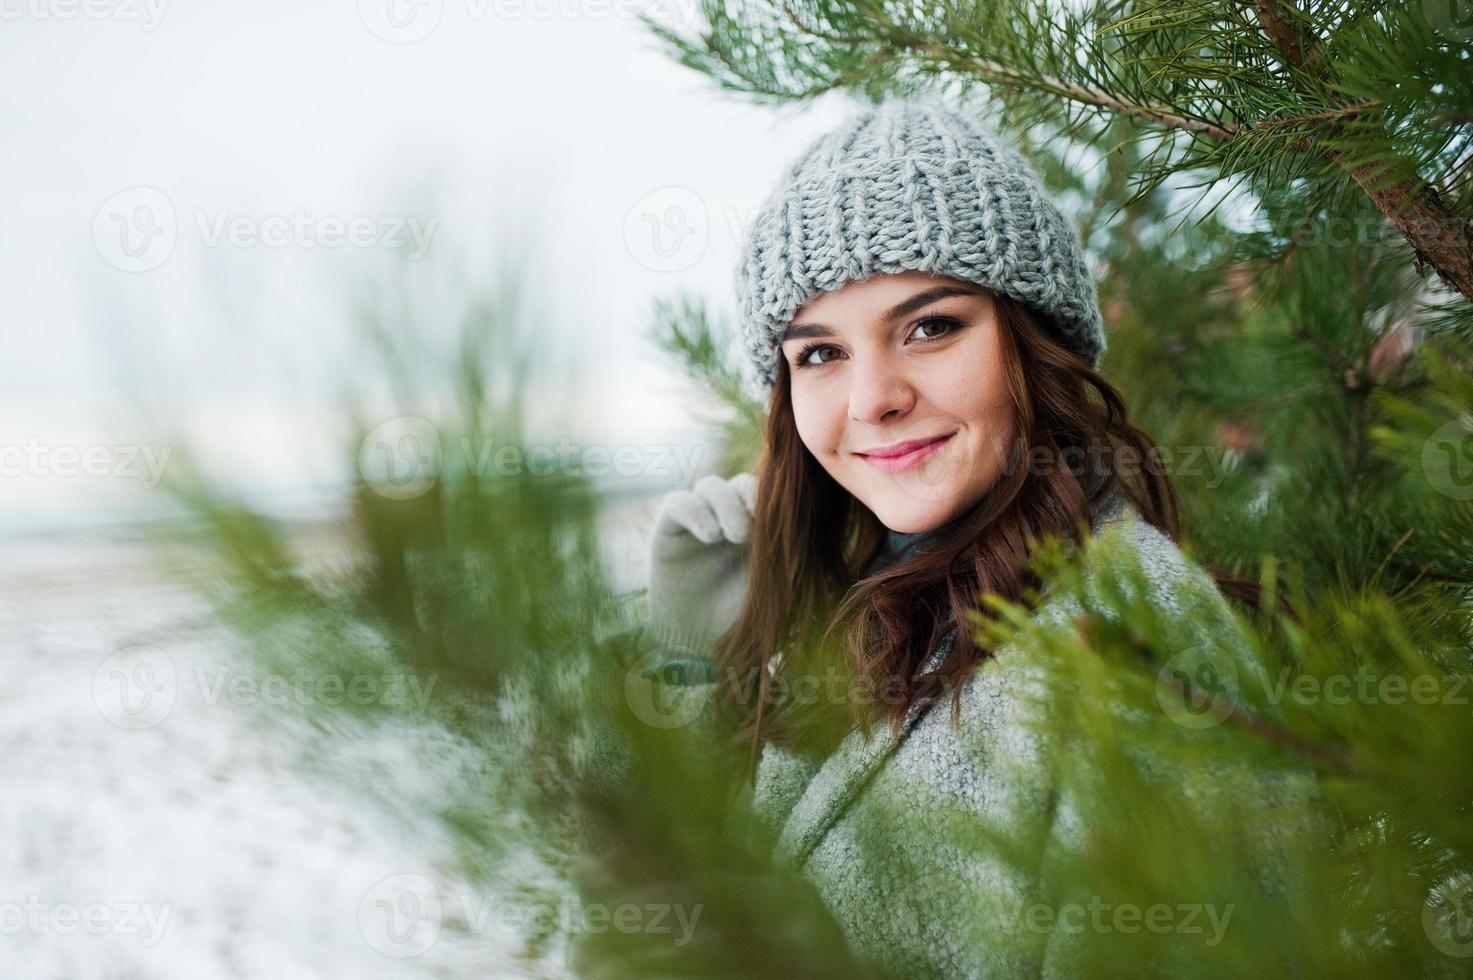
[[0, 492, 660, 979]]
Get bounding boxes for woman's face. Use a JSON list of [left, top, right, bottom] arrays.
[[780, 271, 1017, 534]]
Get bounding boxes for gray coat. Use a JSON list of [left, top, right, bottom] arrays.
[[634, 504, 1315, 978]]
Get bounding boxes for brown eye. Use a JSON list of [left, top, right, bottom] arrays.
[[796, 343, 841, 368], [911, 317, 957, 341]]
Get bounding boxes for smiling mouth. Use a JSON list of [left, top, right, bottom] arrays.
[[857, 432, 955, 473]]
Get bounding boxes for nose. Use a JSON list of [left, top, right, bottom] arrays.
[[847, 350, 915, 426]]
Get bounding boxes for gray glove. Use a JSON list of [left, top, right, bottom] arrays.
[[646, 473, 757, 662]]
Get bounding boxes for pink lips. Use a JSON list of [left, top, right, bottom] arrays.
[[857, 432, 955, 473]]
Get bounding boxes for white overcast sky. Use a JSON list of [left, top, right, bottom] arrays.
[[0, 0, 862, 531]]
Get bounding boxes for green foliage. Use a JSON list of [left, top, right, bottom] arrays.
[[645, 292, 766, 474], [643, 0, 1473, 299], [152, 4, 1473, 973], [165, 263, 1473, 976], [967, 525, 1473, 976], [627, 3, 1473, 972]]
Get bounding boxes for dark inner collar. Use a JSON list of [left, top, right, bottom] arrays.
[[865, 491, 1130, 575]]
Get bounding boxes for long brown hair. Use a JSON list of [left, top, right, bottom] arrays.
[[712, 290, 1184, 771]]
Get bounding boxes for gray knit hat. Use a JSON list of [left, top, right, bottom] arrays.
[[735, 97, 1106, 398]]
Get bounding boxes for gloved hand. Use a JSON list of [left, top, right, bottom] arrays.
[[646, 472, 758, 662]]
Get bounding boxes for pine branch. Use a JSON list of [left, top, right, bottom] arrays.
[[1250, 0, 1473, 302], [648, 0, 1473, 305], [1079, 613, 1364, 776], [909, 43, 1240, 141], [1334, 154, 1473, 300]]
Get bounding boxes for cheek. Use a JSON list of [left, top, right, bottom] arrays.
[[954, 333, 1013, 415], [790, 385, 843, 454], [931, 337, 1016, 454], [969, 383, 1016, 460], [933, 351, 1010, 425]]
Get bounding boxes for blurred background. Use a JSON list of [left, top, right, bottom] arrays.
[[2, 0, 862, 533], [0, 5, 852, 977]]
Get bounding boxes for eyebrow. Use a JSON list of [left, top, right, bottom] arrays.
[[780, 284, 984, 344]]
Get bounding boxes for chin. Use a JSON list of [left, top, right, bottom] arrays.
[[865, 495, 961, 535]]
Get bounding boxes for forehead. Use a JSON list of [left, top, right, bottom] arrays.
[[796, 270, 958, 316]]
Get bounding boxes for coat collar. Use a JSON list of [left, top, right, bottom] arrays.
[[770, 495, 1134, 868]]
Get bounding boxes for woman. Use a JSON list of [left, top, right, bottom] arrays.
[[641, 98, 1305, 978]]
